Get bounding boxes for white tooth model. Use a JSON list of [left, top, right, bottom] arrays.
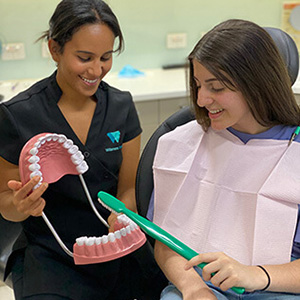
[[19, 133, 146, 264]]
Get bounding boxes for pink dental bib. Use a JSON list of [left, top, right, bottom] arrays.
[[153, 121, 300, 266], [19, 133, 146, 264]]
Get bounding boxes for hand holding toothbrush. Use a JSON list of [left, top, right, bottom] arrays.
[[185, 252, 270, 293]]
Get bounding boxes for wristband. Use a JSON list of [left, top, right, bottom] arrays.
[[257, 265, 271, 291]]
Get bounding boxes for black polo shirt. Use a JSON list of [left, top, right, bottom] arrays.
[[0, 72, 144, 299]]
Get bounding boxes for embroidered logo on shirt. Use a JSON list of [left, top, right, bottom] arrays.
[[107, 131, 120, 143], [105, 145, 123, 152], [105, 131, 122, 152]]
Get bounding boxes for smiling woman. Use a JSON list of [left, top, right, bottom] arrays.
[[0, 0, 165, 299], [192, 60, 265, 134], [152, 19, 300, 300], [48, 23, 115, 107]]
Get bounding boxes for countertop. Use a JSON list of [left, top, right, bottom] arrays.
[[0, 68, 189, 103], [0, 67, 300, 103]]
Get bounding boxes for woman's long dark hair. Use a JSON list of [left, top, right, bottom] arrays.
[[189, 19, 300, 131]]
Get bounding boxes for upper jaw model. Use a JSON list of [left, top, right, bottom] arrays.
[[19, 133, 146, 264]]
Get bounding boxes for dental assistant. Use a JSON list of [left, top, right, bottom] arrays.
[[0, 1, 164, 299], [152, 19, 300, 300]]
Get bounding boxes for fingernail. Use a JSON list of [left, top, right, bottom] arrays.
[[33, 176, 40, 182]]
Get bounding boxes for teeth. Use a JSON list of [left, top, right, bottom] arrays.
[[68, 145, 79, 155], [95, 237, 102, 245], [115, 230, 121, 239], [75, 218, 140, 246], [28, 155, 40, 163], [76, 237, 87, 246], [108, 233, 116, 242], [30, 170, 42, 179], [33, 182, 42, 190], [117, 215, 127, 224], [63, 139, 73, 149], [81, 76, 98, 84], [121, 215, 131, 225], [209, 109, 223, 114], [29, 147, 38, 155], [29, 163, 40, 171], [52, 134, 59, 141], [38, 137, 46, 145], [125, 225, 131, 235], [117, 214, 138, 230], [76, 161, 89, 174], [26, 134, 89, 188], [58, 134, 67, 143], [120, 228, 127, 236], [45, 134, 53, 141], [71, 152, 84, 165], [85, 237, 95, 246]]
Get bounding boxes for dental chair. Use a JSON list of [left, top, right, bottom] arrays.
[[135, 28, 299, 296], [0, 215, 21, 287], [135, 27, 299, 233]]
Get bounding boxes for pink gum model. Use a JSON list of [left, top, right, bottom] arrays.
[[73, 214, 146, 264], [19, 133, 88, 188], [19, 133, 147, 264]]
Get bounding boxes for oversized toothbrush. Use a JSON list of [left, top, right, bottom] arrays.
[[98, 191, 245, 294]]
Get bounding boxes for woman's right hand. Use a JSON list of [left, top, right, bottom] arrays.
[[7, 176, 48, 218]]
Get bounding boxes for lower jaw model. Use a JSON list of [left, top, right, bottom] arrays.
[[74, 214, 146, 264], [19, 133, 146, 265]]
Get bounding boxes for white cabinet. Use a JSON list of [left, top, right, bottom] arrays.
[[135, 96, 189, 150], [135, 100, 159, 149], [159, 97, 190, 122]]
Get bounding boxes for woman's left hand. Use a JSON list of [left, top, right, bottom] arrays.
[[107, 212, 119, 232], [184, 252, 268, 292]]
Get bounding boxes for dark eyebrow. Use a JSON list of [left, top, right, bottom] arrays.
[[76, 50, 93, 55], [205, 78, 219, 83], [193, 76, 219, 83], [76, 50, 114, 55]]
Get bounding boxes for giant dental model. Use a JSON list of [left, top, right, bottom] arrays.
[[19, 133, 146, 265]]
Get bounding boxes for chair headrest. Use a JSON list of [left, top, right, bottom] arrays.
[[264, 27, 299, 85]]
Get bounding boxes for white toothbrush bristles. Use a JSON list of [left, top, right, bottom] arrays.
[[98, 198, 121, 215]]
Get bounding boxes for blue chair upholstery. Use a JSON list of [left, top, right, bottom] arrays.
[[264, 27, 299, 85]]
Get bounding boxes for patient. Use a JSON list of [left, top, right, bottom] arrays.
[[151, 19, 300, 299]]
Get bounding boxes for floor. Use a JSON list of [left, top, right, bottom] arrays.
[[0, 281, 15, 299]]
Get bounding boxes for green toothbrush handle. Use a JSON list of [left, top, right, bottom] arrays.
[[125, 210, 245, 294]]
